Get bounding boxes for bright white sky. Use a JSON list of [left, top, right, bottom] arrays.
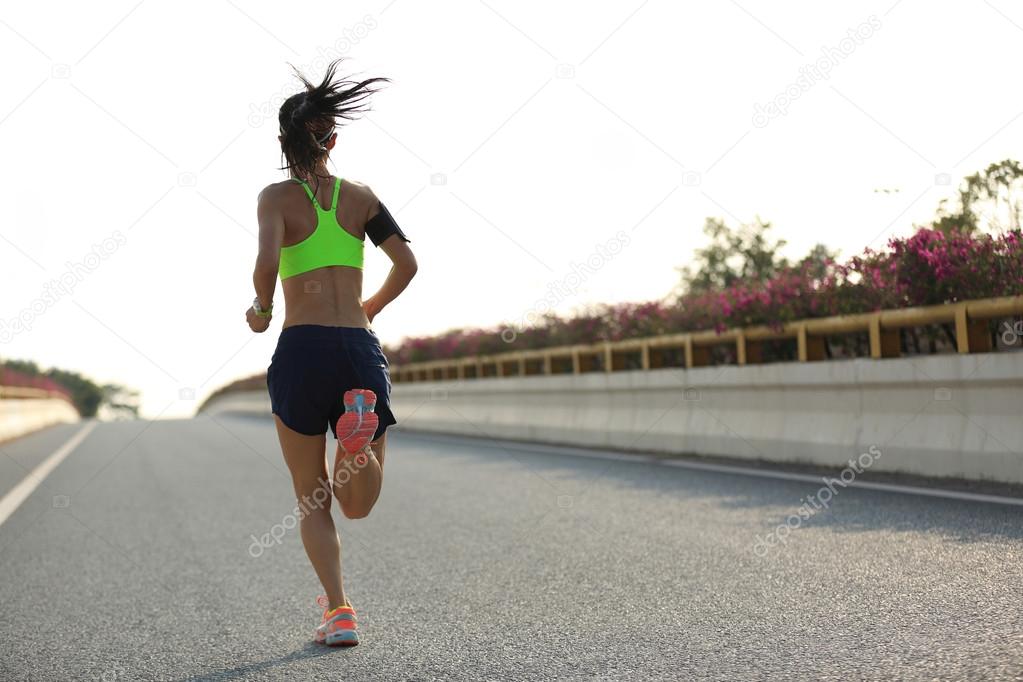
[[2, 0, 1022, 418]]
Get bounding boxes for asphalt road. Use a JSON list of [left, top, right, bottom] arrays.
[[1, 417, 1022, 681]]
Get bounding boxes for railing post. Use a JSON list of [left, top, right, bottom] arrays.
[[640, 342, 650, 370], [798, 324, 826, 361], [571, 349, 581, 375], [604, 342, 613, 372], [684, 336, 711, 367], [736, 330, 747, 365], [543, 352, 552, 375], [869, 314, 880, 358], [869, 313, 900, 358], [955, 303, 970, 353], [955, 303, 991, 353]]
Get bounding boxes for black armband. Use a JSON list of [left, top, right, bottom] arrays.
[[365, 202, 410, 247]]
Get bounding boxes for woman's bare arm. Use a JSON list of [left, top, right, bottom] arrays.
[[363, 235, 417, 323], [247, 187, 285, 332]]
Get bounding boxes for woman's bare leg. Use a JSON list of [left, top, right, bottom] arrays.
[[274, 415, 348, 610], [333, 433, 385, 519]]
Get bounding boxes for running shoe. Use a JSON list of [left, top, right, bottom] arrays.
[[336, 389, 378, 460], [314, 595, 359, 647]]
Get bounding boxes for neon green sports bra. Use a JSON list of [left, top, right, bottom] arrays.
[[279, 177, 364, 280]]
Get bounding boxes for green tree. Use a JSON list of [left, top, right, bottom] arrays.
[[678, 216, 789, 294], [41, 368, 104, 417], [932, 159, 1023, 234], [1, 359, 135, 418], [100, 383, 141, 419], [798, 243, 840, 280]]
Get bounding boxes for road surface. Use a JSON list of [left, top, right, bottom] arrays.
[[1, 416, 1022, 680]]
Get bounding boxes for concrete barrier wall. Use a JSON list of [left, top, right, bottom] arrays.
[[201, 353, 1023, 484], [201, 392, 272, 417], [0, 399, 79, 443]]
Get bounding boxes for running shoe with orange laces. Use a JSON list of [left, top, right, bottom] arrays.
[[314, 595, 359, 647]]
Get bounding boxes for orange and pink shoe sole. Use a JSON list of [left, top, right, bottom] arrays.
[[336, 389, 379, 460]]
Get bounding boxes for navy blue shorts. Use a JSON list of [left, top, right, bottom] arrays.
[[267, 325, 396, 441]]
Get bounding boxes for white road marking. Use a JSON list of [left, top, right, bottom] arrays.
[[658, 458, 1023, 507], [401, 431, 1023, 508], [0, 421, 97, 527]]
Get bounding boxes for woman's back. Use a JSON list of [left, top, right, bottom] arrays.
[[261, 175, 379, 329]]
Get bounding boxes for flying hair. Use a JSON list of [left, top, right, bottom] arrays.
[[278, 59, 389, 182]]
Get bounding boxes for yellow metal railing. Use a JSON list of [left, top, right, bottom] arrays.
[[391, 295, 1023, 383]]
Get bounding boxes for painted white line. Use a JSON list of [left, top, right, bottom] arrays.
[[401, 431, 1023, 508], [659, 458, 1023, 507], [0, 421, 97, 527]]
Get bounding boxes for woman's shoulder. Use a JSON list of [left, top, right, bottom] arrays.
[[340, 178, 377, 202], [257, 180, 299, 204], [340, 179, 380, 220]]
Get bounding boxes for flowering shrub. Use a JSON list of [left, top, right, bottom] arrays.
[[387, 228, 1023, 363], [0, 366, 72, 399]]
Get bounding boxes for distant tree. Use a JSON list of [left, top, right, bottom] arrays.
[[798, 243, 840, 281], [3, 359, 39, 375], [100, 384, 141, 419], [973, 159, 1023, 232], [677, 216, 789, 295], [0, 359, 134, 418], [40, 368, 104, 417], [932, 159, 1023, 234]]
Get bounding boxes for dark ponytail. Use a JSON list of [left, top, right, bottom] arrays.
[[278, 59, 388, 180]]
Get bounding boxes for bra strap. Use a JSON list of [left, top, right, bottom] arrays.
[[330, 177, 342, 211], [293, 178, 315, 204]]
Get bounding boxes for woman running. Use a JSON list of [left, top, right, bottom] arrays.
[[245, 60, 417, 647]]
